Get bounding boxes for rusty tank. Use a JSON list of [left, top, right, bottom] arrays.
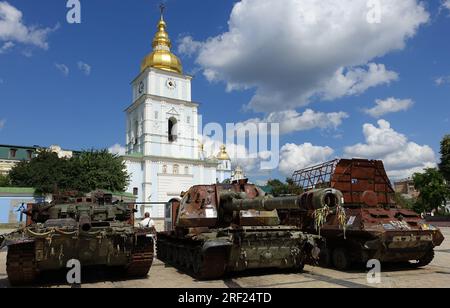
[[0, 191, 154, 286], [156, 179, 343, 280], [280, 158, 445, 270]]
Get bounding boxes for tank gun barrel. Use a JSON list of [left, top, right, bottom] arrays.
[[79, 213, 92, 232], [222, 188, 344, 212]]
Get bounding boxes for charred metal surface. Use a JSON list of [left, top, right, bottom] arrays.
[[286, 158, 445, 270], [1, 191, 154, 286]]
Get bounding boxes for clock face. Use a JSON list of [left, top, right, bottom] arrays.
[[166, 78, 177, 90], [138, 81, 144, 94]]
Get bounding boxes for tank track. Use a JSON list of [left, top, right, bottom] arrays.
[[411, 249, 435, 268], [6, 242, 38, 286], [157, 236, 227, 280], [125, 239, 154, 277]]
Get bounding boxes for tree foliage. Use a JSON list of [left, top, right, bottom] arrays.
[[266, 178, 304, 197], [413, 168, 449, 213], [393, 192, 415, 210], [0, 174, 10, 187], [9, 150, 129, 194], [439, 134, 450, 182]]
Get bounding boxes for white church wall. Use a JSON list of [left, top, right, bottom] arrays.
[[125, 160, 143, 202]]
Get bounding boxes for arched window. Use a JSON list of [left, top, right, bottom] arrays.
[[168, 117, 177, 142], [173, 164, 179, 175], [133, 120, 139, 145], [162, 165, 168, 174]]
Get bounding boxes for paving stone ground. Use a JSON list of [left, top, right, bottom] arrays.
[[1, 228, 449, 288]]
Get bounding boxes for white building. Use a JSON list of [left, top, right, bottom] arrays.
[[123, 12, 231, 226]]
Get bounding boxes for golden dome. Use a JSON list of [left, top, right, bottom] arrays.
[[217, 145, 230, 161], [141, 14, 183, 74]]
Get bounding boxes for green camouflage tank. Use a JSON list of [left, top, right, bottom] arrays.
[[0, 191, 154, 286]]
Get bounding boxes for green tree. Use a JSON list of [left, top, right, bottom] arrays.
[[9, 150, 67, 194], [393, 192, 415, 210], [0, 174, 10, 187], [69, 150, 129, 193], [8, 149, 129, 194], [413, 168, 450, 213], [266, 178, 303, 197], [439, 134, 450, 182]]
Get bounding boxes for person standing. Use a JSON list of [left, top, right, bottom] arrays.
[[139, 212, 156, 232]]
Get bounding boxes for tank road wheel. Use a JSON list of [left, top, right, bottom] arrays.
[[319, 247, 332, 268], [192, 247, 227, 280], [410, 249, 435, 268], [192, 250, 203, 277], [157, 240, 167, 262], [332, 248, 351, 271], [6, 243, 38, 286]]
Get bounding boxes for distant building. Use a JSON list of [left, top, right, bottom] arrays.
[[231, 166, 246, 182], [0, 144, 77, 176], [394, 178, 419, 199]]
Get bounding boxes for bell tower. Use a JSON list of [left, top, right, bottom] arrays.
[[125, 8, 198, 160], [123, 8, 229, 225]]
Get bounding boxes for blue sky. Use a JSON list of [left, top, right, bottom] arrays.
[[0, 0, 449, 182]]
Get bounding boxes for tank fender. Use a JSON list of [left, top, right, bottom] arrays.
[[201, 240, 232, 254]]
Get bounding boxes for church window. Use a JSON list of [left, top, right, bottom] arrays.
[[133, 120, 139, 145], [162, 165, 168, 174], [168, 117, 177, 142], [9, 149, 17, 159], [173, 164, 179, 175]]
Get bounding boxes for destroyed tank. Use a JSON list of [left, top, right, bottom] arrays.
[[281, 159, 445, 270], [156, 179, 342, 280], [0, 191, 154, 286]]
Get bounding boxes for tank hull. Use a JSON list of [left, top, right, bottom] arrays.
[[281, 207, 444, 270], [3, 226, 154, 286], [157, 226, 321, 280]]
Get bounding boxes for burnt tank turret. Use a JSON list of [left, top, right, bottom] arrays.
[[0, 191, 154, 286], [156, 180, 342, 280], [284, 158, 445, 270]]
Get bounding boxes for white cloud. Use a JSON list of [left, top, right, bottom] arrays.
[[279, 143, 334, 176], [344, 120, 436, 179], [364, 97, 414, 118], [184, 0, 428, 112], [178, 36, 204, 57], [0, 41, 13, 53], [435, 76, 450, 86], [443, 0, 450, 13], [320, 63, 398, 101], [0, 119, 5, 130], [243, 109, 348, 135], [77, 61, 91, 76], [0, 1, 58, 50], [108, 144, 126, 156], [55, 63, 69, 76]]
